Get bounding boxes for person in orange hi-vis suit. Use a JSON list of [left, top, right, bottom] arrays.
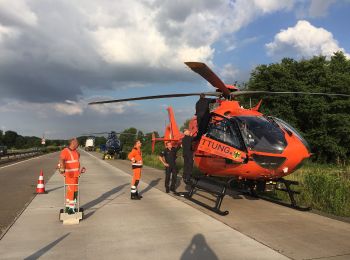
[[128, 140, 143, 200], [59, 138, 83, 214]]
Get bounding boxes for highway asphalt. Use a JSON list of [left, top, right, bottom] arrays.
[[0, 152, 59, 239]]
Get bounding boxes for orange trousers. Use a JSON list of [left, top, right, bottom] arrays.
[[131, 168, 141, 186], [65, 175, 78, 201]]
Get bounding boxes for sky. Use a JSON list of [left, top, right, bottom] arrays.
[[0, 0, 349, 139]]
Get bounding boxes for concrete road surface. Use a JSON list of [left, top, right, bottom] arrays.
[[101, 152, 350, 260], [0, 150, 288, 260]]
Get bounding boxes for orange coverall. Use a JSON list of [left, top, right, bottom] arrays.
[[60, 148, 80, 203], [128, 146, 143, 193]]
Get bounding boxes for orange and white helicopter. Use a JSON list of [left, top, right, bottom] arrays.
[[89, 62, 350, 215]]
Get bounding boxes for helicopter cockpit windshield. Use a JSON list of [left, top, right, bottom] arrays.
[[236, 116, 287, 154], [272, 117, 310, 153]]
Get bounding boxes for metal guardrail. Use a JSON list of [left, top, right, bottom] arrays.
[[0, 150, 43, 163]]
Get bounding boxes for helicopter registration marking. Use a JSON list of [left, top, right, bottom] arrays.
[[198, 136, 244, 162]]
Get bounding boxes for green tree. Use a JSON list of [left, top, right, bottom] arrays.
[[119, 128, 137, 151], [24, 136, 41, 148], [15, 136, 26, 149], [137, 130, 145, 142], [246, 52, 350, 164], [0, 130, 3, 145], [77, 136, 87, 147], [95, 136, 106, 146], [3, 131, 18, 148], [142, 131, 162, 154], [180, 119, 191, 132]]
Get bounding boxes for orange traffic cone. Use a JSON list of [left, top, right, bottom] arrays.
[[36, 170, 46, 194]]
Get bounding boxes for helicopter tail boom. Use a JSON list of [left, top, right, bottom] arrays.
[[166, 107, 182, 140], [151, 106, 183, 152]]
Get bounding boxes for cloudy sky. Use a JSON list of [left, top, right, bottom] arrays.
[[0, 0, 349, 139]]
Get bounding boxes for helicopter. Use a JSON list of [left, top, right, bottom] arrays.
[[89, 62, 350, 215], [86, 131, 135, 160]]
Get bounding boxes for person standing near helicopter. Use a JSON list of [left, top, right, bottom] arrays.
[[159, 142, 181, 193], [195, 93, 216, 140], [182, 129, 194, 184], [128, 140, 143, 200]]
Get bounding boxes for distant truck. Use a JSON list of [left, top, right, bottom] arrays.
[[84, 137, 95, 151], [0, 146, 7, 156]]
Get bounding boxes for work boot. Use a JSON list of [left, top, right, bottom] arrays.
[[135, 191, 143, 199], [131, 193, 140, 200]]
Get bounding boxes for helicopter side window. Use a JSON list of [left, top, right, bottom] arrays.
[[206, 117, 244, 151]]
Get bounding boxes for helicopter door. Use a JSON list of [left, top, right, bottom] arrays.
[[197, 116, 246, 163]]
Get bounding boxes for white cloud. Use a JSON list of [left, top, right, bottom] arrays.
[[53, 100, 85, 115], [266, 20, 350, 59], [53, 98, 136, 116], [0, 98, 134, 117], [252, 0, 294, 13], [88, 102, 135, 115], [0, 0, 300, 105], [4, 1, 340, 138], [90, 0, 292, 67], [219, 64, 240, 84]]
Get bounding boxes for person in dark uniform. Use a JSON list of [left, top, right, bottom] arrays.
[[159, 142, 181, 193], [195, 93, 216, 140], [182, 129, 194, 184]]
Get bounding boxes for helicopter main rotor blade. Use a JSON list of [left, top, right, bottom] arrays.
[[185, 62, 231, 98], [231, 91, 350, 98], [88, 92, 219, 105]]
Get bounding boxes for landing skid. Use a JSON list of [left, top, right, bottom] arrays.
[[175, 177, 229, 216], [243, 178, 311, 211]]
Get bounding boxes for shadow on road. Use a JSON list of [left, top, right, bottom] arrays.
[[82, 183, 129, 210], [82, 183, 129, 219], [180, 234, 218, 260], [140, 178, 161, 196], [46, 186, 63, 193], [24, 233, 70, 260]]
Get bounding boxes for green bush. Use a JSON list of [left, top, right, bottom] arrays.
[[304, 171, 350, 216], [271, 163, 350, 217], [45, 146, 61, 153]]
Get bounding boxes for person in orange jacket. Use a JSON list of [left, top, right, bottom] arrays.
[[128, 140, 143, 200], [59, 138, 85, 214]]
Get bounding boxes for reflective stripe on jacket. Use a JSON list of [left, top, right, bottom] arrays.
[[60, 148, 80, 177], [128, 147, 143, 168]]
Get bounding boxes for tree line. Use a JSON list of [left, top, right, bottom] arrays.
[[0, 130, 66, 149]]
